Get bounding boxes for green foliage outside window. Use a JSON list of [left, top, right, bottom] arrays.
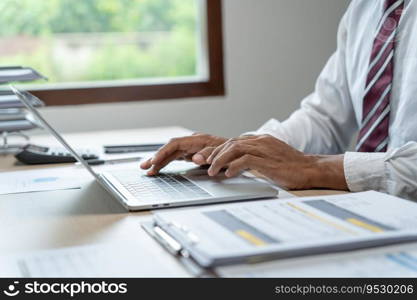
[[0, 0, 198, 83]]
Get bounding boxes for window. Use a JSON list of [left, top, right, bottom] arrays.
[[0, 0, 224, 105]]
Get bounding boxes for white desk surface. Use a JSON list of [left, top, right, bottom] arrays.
[[0, 126, 346, 277]]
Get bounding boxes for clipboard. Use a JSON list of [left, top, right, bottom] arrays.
[[141, 191, 417, 275]]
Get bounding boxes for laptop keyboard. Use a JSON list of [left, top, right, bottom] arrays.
[[112, 172, 213, 201]]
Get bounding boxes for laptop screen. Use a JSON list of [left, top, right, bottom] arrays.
[[9, 85, 100, 181]]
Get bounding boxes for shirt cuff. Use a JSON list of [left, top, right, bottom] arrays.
[[344, 152, 387, 192]]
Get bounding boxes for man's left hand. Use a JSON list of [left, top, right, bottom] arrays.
[[206, 134, 348, 190]]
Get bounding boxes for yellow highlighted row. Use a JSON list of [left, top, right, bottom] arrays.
[[288, 202, 384, 233], [235, 230, 267, 246], [287, 202, 357, 235], [346, 218, 384, 232], [234, 207, 384, 247]]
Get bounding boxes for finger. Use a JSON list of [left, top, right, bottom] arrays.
[[207, 137, 250, 163], [208, 144, 244, 176], [238, 135, 258, 140], [147, 150, 184, 175], [192, 147, 215, 165], [208, 142, 261, 176], [207, 142, 229, 164], [140, 158, 153, 170], [150, 138, 182, 166], [225, 154, 262, 177], [151, 135, 211, 166], [206, 136, 257, 163]]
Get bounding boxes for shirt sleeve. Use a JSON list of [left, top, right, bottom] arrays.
[[344, 142, 417, 200], [243, 4, 357, 155]]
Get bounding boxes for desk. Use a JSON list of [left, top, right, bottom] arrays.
[[0, 127, 347, 277]]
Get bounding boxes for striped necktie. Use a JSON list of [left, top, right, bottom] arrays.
[[356, 0, 404, 152]]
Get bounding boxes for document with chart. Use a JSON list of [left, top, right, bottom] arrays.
[[147, 191, 417, 268], [0, 242, 188, 278]]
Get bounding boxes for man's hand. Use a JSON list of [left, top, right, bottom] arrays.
[[206, 134, 348, 190], [140, 133, 227, 175]]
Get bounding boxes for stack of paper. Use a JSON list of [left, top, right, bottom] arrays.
[[0, 66, 46, 83], [0, 66, 46, 152], [0, 89, 43, 132], [0, 89, 43, 109]]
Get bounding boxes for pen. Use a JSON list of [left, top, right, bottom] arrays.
[[151, 224, 207, 277], [76, 156, 143, 166], [104, 144, 164, 154]]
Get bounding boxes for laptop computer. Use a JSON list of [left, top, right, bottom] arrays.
[[12, 86, 278, 211]]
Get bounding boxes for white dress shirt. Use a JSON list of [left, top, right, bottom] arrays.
[[246, 0, 417, 200]]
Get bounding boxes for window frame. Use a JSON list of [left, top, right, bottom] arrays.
[[28, 0, 224, 106]]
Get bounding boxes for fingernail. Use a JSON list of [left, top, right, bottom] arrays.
[[209, 169, 217, 177]]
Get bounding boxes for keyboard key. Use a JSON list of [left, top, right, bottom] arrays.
[[111, 171, 212, 201]]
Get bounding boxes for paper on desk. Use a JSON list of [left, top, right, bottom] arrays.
[[217, 242, 417, 278], [0, 167, 87, 195], [151, 191, 417, 268], [0, 69, 32, 77], [0, 242, 187, 278]]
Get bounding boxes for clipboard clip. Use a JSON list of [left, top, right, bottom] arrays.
[[153, 225, 183, 255], [142, 222, 210, 277]]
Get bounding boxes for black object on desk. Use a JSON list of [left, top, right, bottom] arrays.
[[85, 156, 142, 166], [104, 144, 164, 154], [15, 144, 99, 165]]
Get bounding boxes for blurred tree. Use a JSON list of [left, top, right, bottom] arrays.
[[0, 0, 196, 35], [0, 0, 199, 82]]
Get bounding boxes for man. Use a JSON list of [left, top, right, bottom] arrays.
[[142, 0, 417, 200]]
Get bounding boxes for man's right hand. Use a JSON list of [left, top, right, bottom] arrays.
[[140, 133, 227, 175]]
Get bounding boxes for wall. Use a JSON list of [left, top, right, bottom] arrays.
[[41, 0, 350, 138]]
